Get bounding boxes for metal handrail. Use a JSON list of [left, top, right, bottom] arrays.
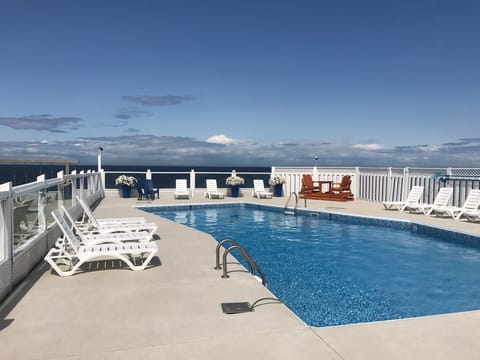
[[214, 238, 238, 269], [220, 244, 266, 286], [284, 191, 298, 215]]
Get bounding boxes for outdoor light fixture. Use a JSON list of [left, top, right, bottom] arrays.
[[98, 146, 104, 171]]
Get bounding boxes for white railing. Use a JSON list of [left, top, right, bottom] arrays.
[[103, 169, 272, 198], [273, 166, 480, 207], [0, 169, 103, 303]]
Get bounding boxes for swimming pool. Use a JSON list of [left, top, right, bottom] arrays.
[[143, 203, 480, 327]]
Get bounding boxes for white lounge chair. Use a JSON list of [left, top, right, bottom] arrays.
[[382, 186, 424, 211], [45, 212, 158, 277], [463, 208, 480, 222], [404, 187, 453, 215], [252, 179, 273, 199], [62, 206, 158, 236], [53, 209, 153, 248], [76, 196, 146, 227], [174, 179, 190, 199], [436, 189, 480, 220], [204, 179, 225, 199]]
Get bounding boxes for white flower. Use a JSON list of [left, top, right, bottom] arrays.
[[115, 175, 138, 187], [269, 175, 285, 185], [225, 175, 245, 186]]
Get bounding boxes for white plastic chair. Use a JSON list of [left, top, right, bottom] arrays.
[[174, 179, 190, 199], [204, 179, 225, 199], [63, 206, 158, 236], [439, 189, 480, 220], [252, 179, 273, 199], [382, 186, 424, 212], [77, 196, 146, 227], [404, 187, 453, 215], [53, 209, 153, 248], [45, 211, 158, 277]]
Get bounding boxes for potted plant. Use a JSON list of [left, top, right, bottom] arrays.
[[269, 175, 285, 197], [225, 175, 245, 197], [115, 175, 138, 198]]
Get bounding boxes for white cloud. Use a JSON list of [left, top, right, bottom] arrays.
[[352, 143, 384, 151], [1, 135, 479, 167], [206, 134, 236, 145], [40, 140, 48, 144], [418, 145, 440, 152]]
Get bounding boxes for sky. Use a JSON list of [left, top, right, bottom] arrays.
[[1, 0, 479, 167]]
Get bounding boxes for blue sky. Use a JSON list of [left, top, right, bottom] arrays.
[[1, 0, 479, 167]]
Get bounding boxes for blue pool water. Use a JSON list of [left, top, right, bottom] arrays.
[[143, 204, 480, 327]]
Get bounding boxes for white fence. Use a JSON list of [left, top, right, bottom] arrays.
[[272, 166, 480, 207]]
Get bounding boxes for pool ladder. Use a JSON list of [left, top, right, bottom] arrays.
[[284, 192, 299, 215], [214, 238, 266, 286]]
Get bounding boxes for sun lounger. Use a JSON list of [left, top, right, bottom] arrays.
[[382, 186, 424, 211], [204, 179, 225, 199], [45, 212, 158, 277], [404, 187, 453, 215], [76, 196, 146, 226], [434, 189, 480, 220], [463, 208, 480, 222], [52, 209, 153, 249], [252, 179, 273, 199], [62, 206, 158, 236], [174, 179, 190, 199]]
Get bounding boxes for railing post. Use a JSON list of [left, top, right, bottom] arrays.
[[36, 175, 47, 232], [57, 171, 64, 209], [190, 169, 195, 198], [354, 167, 360, 200], [86, 170, 92, 196], [79, 170, 85, 198], [0, 182, 13, 264], [71, 170, 77, 202], [386, 167, 392, 201], [403, 167, 410, 200], [99, 169, 105, 198]]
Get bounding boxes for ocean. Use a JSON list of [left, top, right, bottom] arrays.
[[0, 164, 272, 188]]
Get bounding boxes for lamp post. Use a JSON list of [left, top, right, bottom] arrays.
[[97, 147, 103, 172], [313, 155, 319, 180]]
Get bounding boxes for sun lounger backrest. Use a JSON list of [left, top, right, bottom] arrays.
[[433, 187, 453, 206], [253, 179, 265, 192], [463, 189, 480, 210], [406, 186, 424, 203], [61, 206, 92, 243], [206, 179, 219, 192], [76, 197, 101, 228], [51, 210, 81, 251], [176, 179, 187, 191]]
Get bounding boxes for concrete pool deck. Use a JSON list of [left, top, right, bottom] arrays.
[[1, 191, 480, 359]]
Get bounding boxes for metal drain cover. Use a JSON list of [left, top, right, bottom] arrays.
[[221, 302, 252, 314]]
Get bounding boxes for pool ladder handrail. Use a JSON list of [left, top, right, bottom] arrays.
[[284, 192, 298, 215], [214, 238, 266, 286]]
